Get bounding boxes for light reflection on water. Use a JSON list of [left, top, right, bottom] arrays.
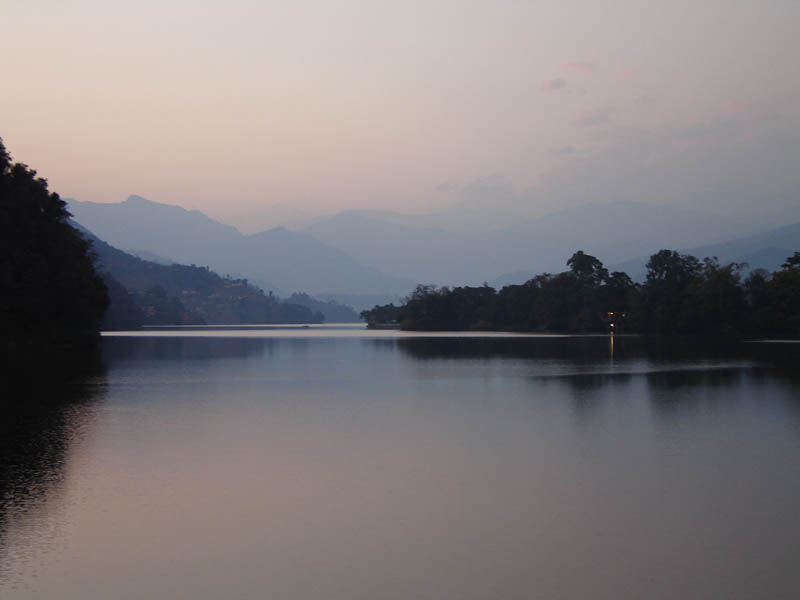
[[2, 328, 800, 600], [103, 323, 569, 338]]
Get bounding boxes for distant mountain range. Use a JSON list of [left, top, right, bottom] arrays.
[[68, 196, 413, 299], [492, 225, 800, 286], [300, 201, 769, 285], [607, 221, 800, 282], [68, 195, 799, 298]]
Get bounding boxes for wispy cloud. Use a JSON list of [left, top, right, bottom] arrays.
[[573, 107, 616, 127], [668, 119, 738, 142], [633, 94, 656, 106], [547, 145, 578, 156], [541, 77, 567, 92], [436, 182, 459, 192], [564, 60, 597, 73], [722, 99, 757, 116]]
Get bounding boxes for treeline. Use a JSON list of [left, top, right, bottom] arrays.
[[361, 250, 800, 337]]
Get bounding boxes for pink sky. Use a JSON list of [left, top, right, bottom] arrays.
[[2, 0, 798, 231]]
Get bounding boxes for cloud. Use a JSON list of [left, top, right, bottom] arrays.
[[436, 182, 459, 192], [541, 78, 567, 92], [564, 61, 597, 73], [547, 145, 578, 156], [573, 107, 616, 127], [668, 119, 737, 142], [633, 94, 656, 106], [538, 114, 800, 227], [722, 99, 757, 116], [459, 175, 515, 202]]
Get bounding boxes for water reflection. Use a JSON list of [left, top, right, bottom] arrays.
[[393, 335, 622, 362], [391, 334, 772, 362], [392, 335, 800, 373], [2, 334, 799, 600], [102, 336, 273, 361], [389, 335, 800, 428], [560, 372, 634, 413], [0, 369, 106, 581]]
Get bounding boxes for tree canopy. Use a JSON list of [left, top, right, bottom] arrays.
[[0, 138, 108, 352], [362, 249, 800, 337]]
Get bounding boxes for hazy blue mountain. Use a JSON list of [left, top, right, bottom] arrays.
[[609, 222, 800, 281], [68, 195, 782, 295], [236, 227, 412, 295], [682, 221, 800, 264], [126, 249, 175, 265], [75, 225, 325, 326], [285, 293, 360, 323], [303, 212, 479, 284], [314, 293, 406, 314], [68, 195, 241, 258], [67, 196, 413, 297], [301, 201, 759, 286], [489, 269, 539, 288], [286, 206, 526, 233]]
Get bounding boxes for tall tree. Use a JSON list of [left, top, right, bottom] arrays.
[[766, 253, 800, 335], [643, 250, 702, 333], [567, 250, 608, 287]]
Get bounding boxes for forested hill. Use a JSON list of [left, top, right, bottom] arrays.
[[81, 229, 325, 328]]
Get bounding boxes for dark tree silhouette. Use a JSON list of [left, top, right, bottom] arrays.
[[567, 250, 609, 287], [362, 249, 800, 337], [766, 253, 800, 334], [782, 252, 800, 270], [641, 250, 702, 333], [0, 138, 108, 353]]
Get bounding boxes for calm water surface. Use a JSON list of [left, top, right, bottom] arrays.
[[2, 326, 800, 599]]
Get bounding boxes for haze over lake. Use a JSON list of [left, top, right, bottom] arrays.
[[2, 328, 799, 599]]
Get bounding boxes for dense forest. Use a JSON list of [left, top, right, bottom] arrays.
[[361, 250, 800, 337], [84, 231, 326, 328], [0, 139, 108, 355], [94, 247, 363, 327]]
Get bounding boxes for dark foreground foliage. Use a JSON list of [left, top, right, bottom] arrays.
[[0, 139, 108, 355], [362, 249, 800, 337]]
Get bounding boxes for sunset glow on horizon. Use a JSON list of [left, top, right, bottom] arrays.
[[3, 0, 798, 230]]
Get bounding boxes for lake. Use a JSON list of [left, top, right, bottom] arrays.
[[2, 326, 800, 599]]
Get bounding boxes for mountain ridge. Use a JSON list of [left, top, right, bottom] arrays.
[[68, 195, 796, 294], [301, 200, 763, 286], [67, 196, 413, 297], [607, 221, 800, 281]]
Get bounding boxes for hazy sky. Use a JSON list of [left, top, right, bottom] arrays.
[[3, 0, 799, 229]]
